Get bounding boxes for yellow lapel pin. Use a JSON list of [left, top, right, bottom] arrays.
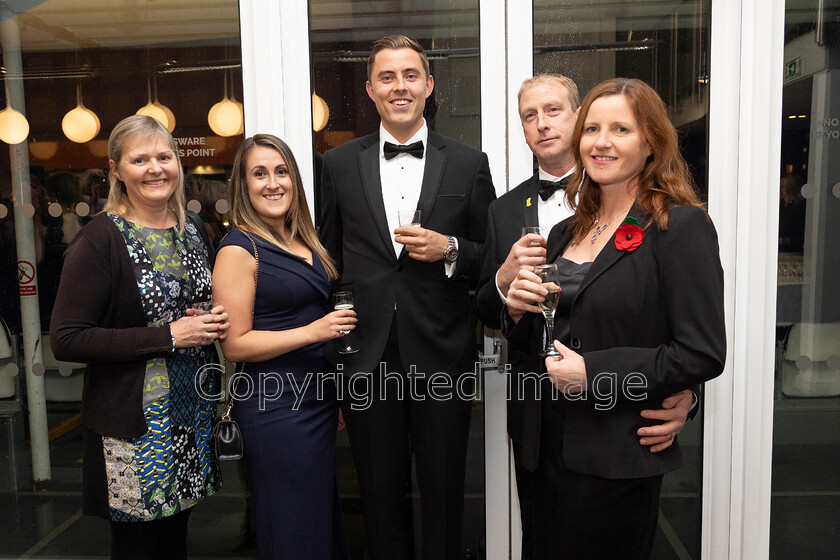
[[526, 197, 532, 207]]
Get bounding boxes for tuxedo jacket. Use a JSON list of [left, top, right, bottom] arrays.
[[476, 173, 542, 332], [504, 203, 726, 478], [320, 129, 496, 376]]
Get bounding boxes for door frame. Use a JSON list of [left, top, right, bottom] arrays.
[[237, 1, 787, 558]]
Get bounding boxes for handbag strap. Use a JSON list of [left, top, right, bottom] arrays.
[[221, 230, 260, 420]]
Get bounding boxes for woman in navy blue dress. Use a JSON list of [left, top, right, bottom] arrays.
[[213, 134, 354, 559]]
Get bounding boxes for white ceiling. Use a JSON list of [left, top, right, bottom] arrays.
[[3, 0, 838, 54], [1, 0, 240, 51]]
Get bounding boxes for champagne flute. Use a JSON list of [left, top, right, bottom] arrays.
[[535, 264, 561, 357], [334, 290, 359, 354]]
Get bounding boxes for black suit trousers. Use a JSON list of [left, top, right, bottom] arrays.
[[530, 385, 662, 560], [341, 318, 473, 560]]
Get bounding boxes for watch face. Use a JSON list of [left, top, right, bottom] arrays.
[[444, 247, 458, 263]]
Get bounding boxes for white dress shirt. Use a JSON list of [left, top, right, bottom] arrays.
[[537, 166, 576, 231], [379, 122, 428, 258], [379, 121, 456, 276]]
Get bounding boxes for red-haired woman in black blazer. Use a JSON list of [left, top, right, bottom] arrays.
[[504, 78, 726, 559]]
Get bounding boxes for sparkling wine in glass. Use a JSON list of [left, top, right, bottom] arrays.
[[534, 264, 561, 357], [334, 290, 359, 354]]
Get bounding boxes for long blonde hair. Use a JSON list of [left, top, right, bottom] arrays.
[[565, 78, 704, 243], [104, 115, 186, 233], [227, 134, 338, 280]]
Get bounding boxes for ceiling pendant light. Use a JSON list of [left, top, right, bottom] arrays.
[[0, 103, 29, 145], [231, 93, 244, 136], [207, 73, 243, 137], [312, 91, 329, 132], [136, 77, 170, 130], [152, 78, 176, 133], [0, 83, 30, 145], [62, 82, 100, 143]]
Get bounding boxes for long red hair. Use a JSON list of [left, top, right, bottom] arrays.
[[564, 78, 704, 243]]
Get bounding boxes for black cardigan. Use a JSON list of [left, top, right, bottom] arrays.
[[50, 213, 175, 439]]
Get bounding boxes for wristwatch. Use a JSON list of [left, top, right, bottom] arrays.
[[443, 236, 459, 264]]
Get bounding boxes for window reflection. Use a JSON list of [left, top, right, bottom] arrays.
[[0, 0, 243, 333], [772, 2, 840, 557], [534, 0, 710, 196], [310, 0, 481, 153]]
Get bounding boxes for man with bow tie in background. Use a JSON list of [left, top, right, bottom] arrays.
[[475, 74, 694, 558], [476, 74, 579, 332], [320, 35, 495, 559]]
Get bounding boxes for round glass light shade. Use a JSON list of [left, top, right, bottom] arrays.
[[208, 97, 243, 137], [154, 100, 176, 132], [312, 92, 329, 132], [232, 97, 244, 135], [62, 103, 100, 143], [136, 102, 170, 130], [0, 105, 30, 145], [29, 140, 58, 160]]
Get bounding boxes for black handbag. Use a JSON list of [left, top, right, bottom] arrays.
[[211, 231, 259, 463], [212, 405, 243, 461]]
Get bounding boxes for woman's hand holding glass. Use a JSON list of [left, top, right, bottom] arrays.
[[171, 304, 230, 347], [544, 340, 587, 394], [311, 307, 357, 342]]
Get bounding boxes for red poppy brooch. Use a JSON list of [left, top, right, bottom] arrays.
[[615, 216, 644, 251]]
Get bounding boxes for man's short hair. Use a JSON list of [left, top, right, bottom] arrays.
[[367, 35, 431, 81], [518, 74, 581, 113]]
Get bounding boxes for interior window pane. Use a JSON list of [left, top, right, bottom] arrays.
[[309, 1, 485, 557], [1, 0, 242, 334], [772, 2, 840, 557], [0, 2, 245, 556]]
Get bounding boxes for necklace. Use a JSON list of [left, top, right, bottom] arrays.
[[590, 203, 633, 244], [277, 229, 292, 246]]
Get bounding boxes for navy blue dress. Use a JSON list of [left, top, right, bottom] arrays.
[[218, 230, 348, 560]]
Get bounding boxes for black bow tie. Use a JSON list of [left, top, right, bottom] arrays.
[[384, 141, 425, 160], [538, 177, 569, 201]]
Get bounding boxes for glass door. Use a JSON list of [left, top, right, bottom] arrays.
[[771, 1, 840, 557]]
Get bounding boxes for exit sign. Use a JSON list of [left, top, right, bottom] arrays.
[[785, 57, 802, 80]]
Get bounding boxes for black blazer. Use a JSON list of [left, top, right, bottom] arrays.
[[320, 129, 496, 376], [504, 203, 726, 478]]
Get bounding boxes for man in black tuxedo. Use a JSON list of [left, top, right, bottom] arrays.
[[320, 35, 495, 560], [475, 74, 694, 558]]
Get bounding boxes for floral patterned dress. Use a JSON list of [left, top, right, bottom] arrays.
[[103, 213, 220, 522]]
